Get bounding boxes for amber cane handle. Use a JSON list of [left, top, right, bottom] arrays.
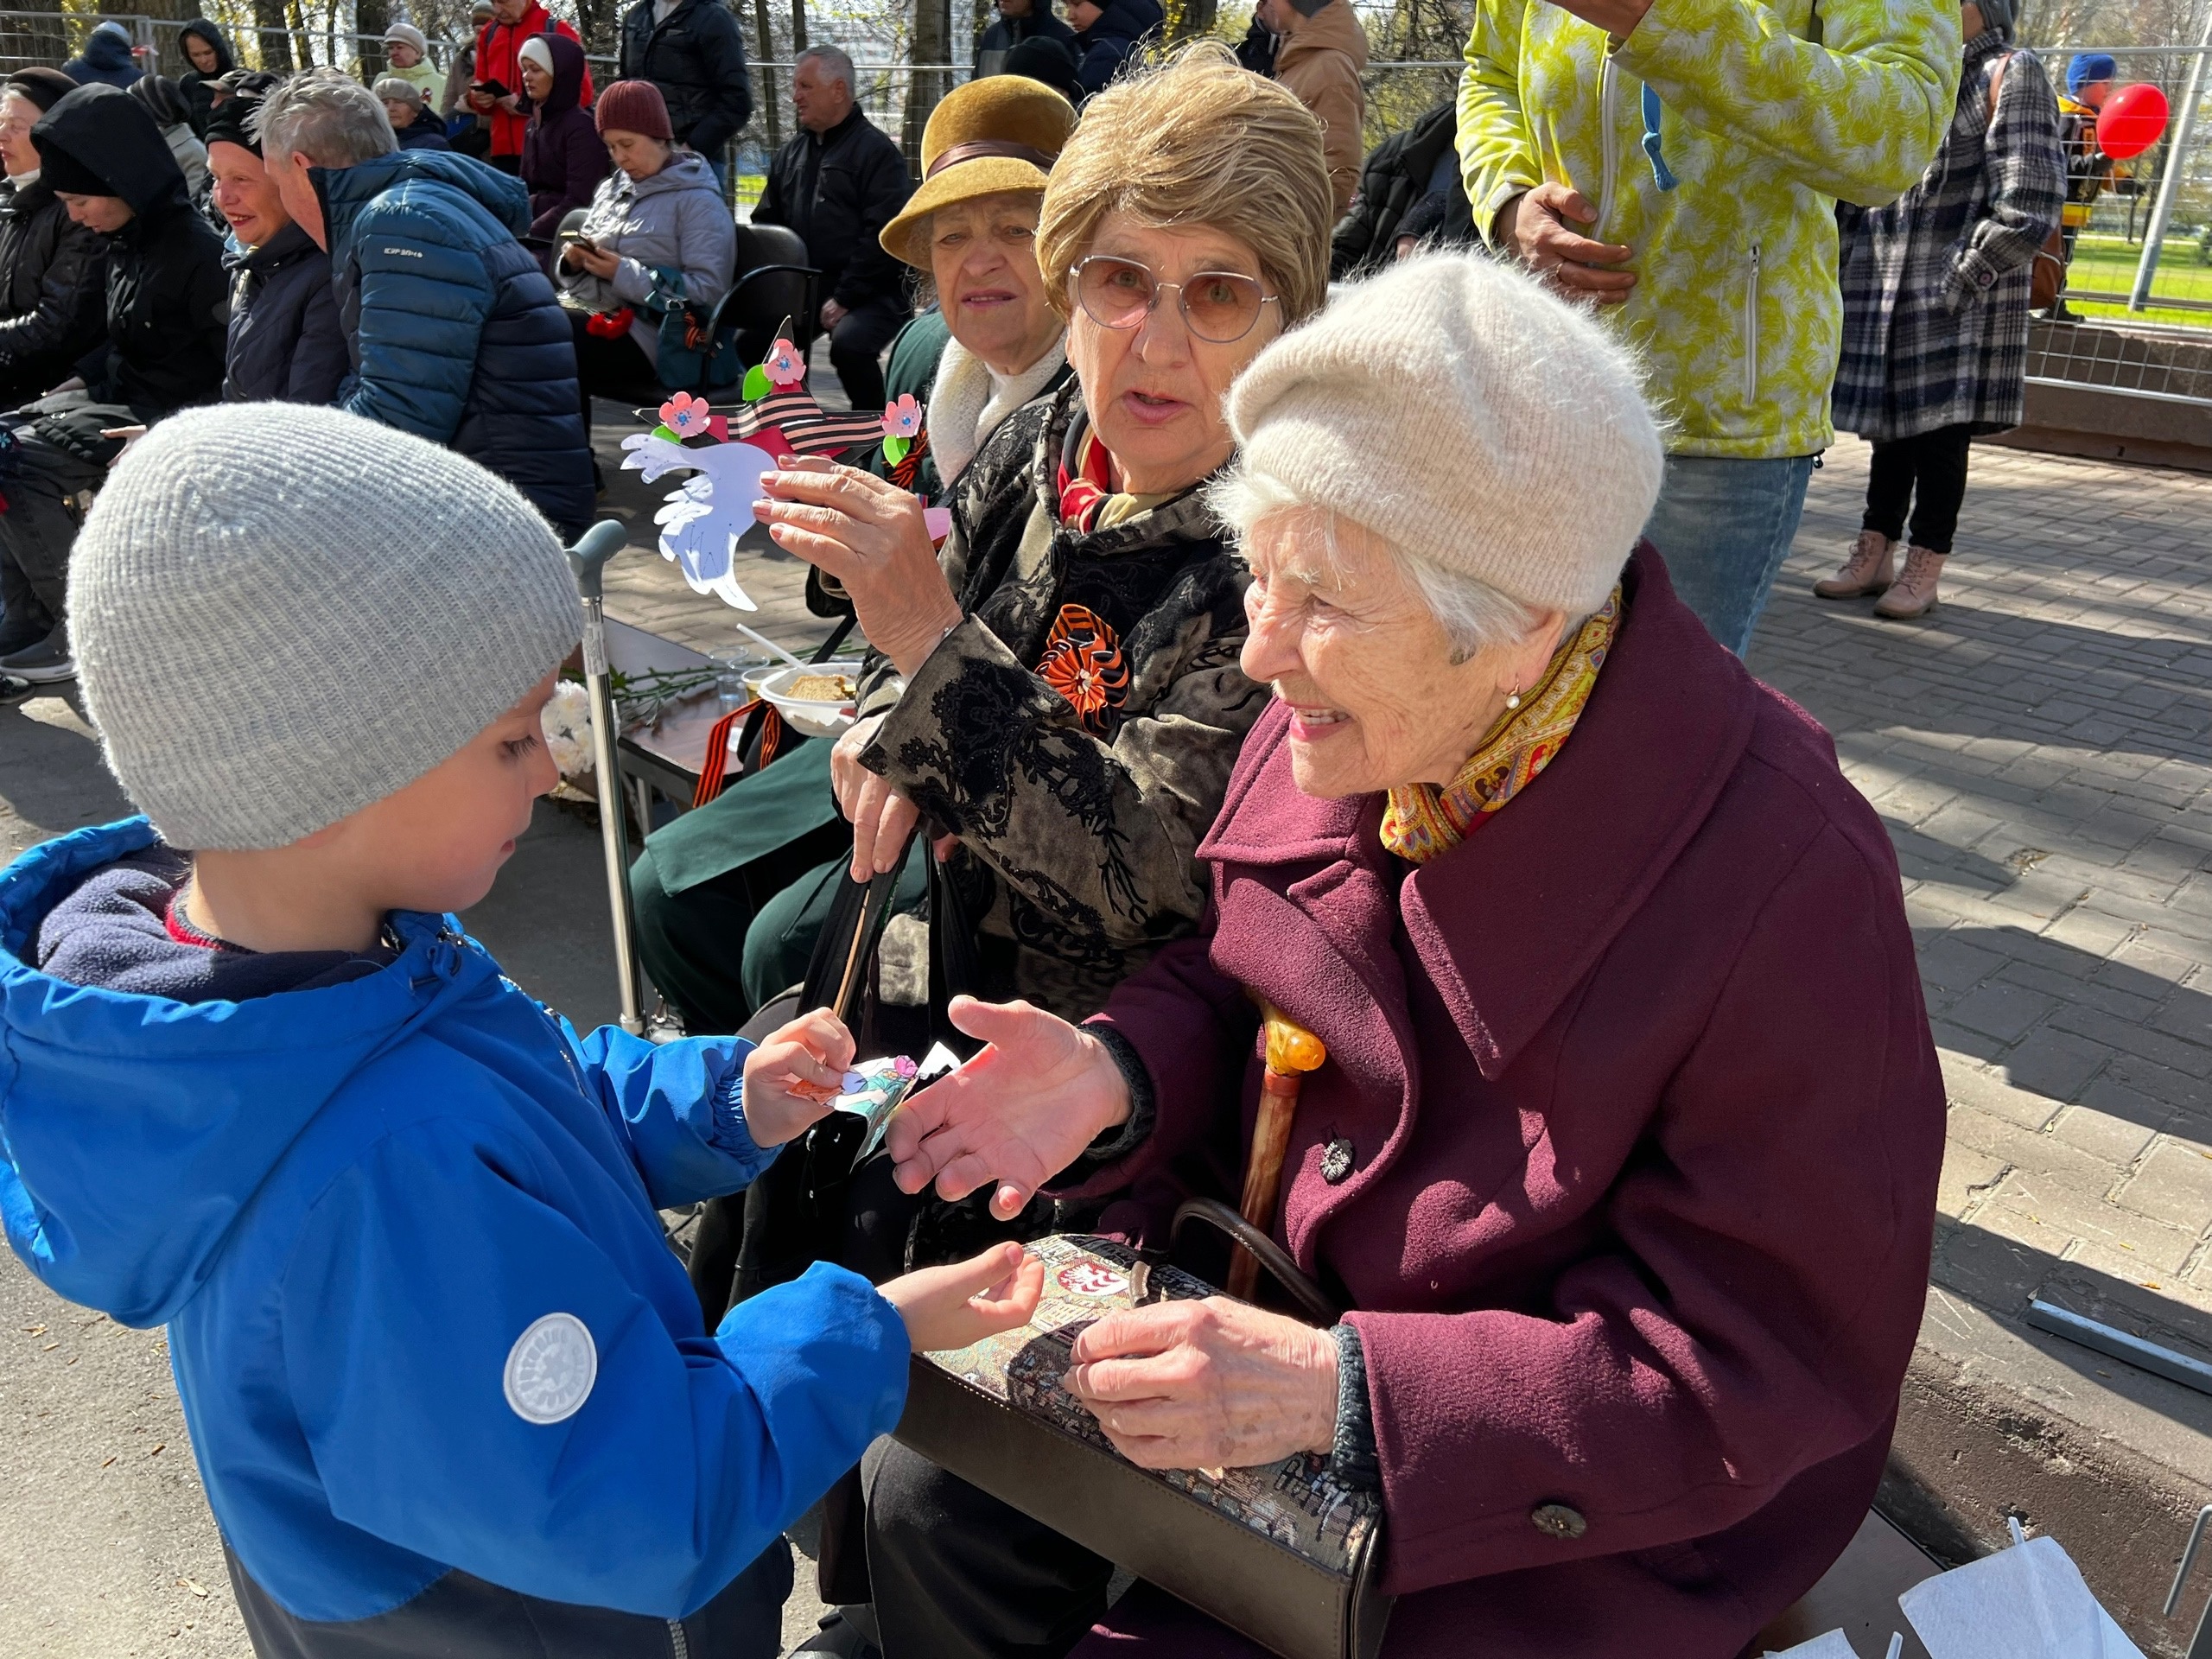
[[1225, 1002, 1328, 1301]]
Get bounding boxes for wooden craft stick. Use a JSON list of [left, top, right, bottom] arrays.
[[1228, 999, 1326, 1300]]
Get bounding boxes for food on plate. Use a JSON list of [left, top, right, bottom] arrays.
[[786, 671, 858, 702]]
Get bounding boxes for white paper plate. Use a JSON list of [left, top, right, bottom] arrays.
[[757, 660, 865, 738]]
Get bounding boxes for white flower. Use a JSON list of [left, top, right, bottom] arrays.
[[543, 681, 595, 779]]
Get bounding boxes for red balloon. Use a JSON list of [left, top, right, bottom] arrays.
[[2097, 82, 2171, 161]]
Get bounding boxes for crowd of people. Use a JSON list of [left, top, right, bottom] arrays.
[[0, 8, 2146, 1659]]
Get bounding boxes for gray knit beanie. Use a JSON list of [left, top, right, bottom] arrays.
[[70, 404, 583, 850], [1225, 251, 1665, 619]]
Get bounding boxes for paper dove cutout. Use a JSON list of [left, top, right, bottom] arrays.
[[620, 428, 772, 610]]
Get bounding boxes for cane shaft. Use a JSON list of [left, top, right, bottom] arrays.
[[581, 595, 645, 1034], [1228, 1068, 1304, 1300]]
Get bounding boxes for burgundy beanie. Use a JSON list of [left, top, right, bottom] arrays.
[[5, 67, 80, 113], [594, 79, 671, 142]]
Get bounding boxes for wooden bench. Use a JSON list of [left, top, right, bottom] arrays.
[[1741, 1510, 1942, 1658]]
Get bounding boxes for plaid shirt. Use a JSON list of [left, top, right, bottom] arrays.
[[1833, 34, 2066, 442]]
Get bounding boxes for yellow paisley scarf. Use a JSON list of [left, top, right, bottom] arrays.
[[1379, 586, 1621, 864]]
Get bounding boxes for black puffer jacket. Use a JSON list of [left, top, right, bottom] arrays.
[[0, 175, 108, 401], [224, 220, 348, 404], [176, 20, 235, 137], [1328, 101, 1477, 280], [618, 0, 753, 159], [751, 104, 910, 313], [974, 4, 1076, 78], [32, 84, 227, 422]]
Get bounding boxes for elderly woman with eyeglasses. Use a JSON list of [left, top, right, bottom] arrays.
[[861, 252, 1946, 1658], [628, 44, 1331, 1037]]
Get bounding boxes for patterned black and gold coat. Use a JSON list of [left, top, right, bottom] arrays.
[[857, 377, 1267, 1018]]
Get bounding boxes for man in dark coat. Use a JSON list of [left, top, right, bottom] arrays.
[[617, 0, 753, 174], [204, 80, 347, 404], [750, 44, 912, 411], [0, 82, 226, 683], [1330, 101, 1477, 279], [974, 0, 1076, 80], [0, 68, 109, 409], [261, 69, 594, 537], [63, 21, 143, 91]]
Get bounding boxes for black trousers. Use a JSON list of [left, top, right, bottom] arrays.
[[568, 309, 658, 429], [827, 297, 906, 413], [1862, 423, 1973, 556], [0, 394, 129, 638], [862, 1436, 1114, 1659]]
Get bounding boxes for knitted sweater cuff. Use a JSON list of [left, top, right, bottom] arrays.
[[1059, 1020, 1156, 1178], [1330, 1322, 1382, 1491]]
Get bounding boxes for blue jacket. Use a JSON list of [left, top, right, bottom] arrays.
[[317, 148, 594, 534], [65, 21, 143, 89], [1072, 0, 1163, 95], [0, 820, 909, 1652]]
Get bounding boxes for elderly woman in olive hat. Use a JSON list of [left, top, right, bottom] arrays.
[[628, 71, 1084, 1035], [857, 73, 1078, 502]]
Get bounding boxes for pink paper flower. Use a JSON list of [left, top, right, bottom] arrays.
[[891, 1054, 919, 1078], [658, 391, 712, 437], [882, 393, 924, 439], [764, 337, 806, 386]]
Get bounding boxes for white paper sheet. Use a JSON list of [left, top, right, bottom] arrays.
[[1899, 1532, 2145, 1659]]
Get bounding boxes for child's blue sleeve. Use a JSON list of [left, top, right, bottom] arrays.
[[280, 1120, 910, 1618], [570, 1022, 771, 1209]]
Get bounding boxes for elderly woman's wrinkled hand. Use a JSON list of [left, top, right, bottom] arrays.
[[1065, 1299, 1339, 1471], [832, 713, 925, 879], [754, 459, 964, 679], [887, 996, 1132, 1219]]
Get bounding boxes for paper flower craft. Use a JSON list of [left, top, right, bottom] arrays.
[[883, 395, 923, 439], [766, 336, 807, 386], [622, 334, 918, 611], [658, 391, 714, 438]]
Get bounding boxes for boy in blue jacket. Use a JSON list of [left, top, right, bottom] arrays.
[[0, 403, 1044, 1657]]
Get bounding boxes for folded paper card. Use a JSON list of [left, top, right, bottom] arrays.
[[1898, 1524, 2145, 1659], [827, 1043, 958, 1171]]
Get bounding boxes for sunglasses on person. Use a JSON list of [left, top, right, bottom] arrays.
[[1071, 254, 1281, 344]]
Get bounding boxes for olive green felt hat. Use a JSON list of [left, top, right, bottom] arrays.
[[880, 74, 1076, 270]]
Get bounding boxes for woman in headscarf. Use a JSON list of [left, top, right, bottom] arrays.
[[1819, 0, 2063, 620], [519, 33, 609, 245], [175, 19, 234, 137], [0, 83, 226, 684], [0, 68, 107, 410], [864, 252, 1945, 1659]]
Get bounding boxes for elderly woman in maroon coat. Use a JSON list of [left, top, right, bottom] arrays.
[[857, 252, 1947, 1659]]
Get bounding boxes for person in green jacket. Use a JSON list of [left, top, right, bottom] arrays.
[[1458, 0, 1961, 655]]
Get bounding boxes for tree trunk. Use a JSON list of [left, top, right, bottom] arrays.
[[902, 0, 948, 175], [790, 0, 806, 53], [357, 0, 389, 80], [256, 0, 296, 69], [1169, 0, 1217, 41], [753, 0, 784, 147]]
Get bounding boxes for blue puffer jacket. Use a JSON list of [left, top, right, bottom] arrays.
[[318, 149, 594, 534], [0, 819, 910, 1656]]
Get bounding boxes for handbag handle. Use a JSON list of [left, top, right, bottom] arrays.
[[1171, 1198, 1340, 1327]]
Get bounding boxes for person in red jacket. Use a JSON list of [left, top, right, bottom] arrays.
[[467, 0, 591, 175]]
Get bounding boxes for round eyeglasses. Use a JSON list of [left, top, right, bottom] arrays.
[[1071, 254, 1281, 345]]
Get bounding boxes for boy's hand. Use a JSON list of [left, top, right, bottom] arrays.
[[739, 1008, 855, 1147], [881, 1241, 1046, 1353]]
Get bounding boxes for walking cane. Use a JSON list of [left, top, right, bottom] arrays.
[[567, 520, 647, 1035], [1226, 998, 1327, 1300]]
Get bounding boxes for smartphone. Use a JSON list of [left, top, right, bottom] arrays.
[[472, 78, 509, 99], [559, 231, 597, 248]]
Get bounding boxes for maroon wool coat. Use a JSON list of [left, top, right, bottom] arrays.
[[1061, 549, 1944, 1658]]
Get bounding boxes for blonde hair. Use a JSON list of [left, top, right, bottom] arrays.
[[1037, 41, 1332, 327]]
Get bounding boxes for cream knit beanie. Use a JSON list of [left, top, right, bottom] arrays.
[[70, 404, 582, 851], [1226, 251, 1665, 618]]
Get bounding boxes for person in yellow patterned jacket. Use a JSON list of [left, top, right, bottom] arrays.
[[1458, 0, 1961, 654]]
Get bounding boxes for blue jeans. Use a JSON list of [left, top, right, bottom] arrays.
[[1639, 454, 1816, 657]]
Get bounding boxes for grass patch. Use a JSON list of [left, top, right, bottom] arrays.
[[2062, 232, 2211, 328]]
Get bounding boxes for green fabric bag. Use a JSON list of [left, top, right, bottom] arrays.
[[643, 735, 841, 893]]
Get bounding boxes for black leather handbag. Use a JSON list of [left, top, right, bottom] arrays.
[[895, 1222, 1393, 1659]]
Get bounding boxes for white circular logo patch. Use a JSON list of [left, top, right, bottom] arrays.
[[503, 1313, 597, 1425]]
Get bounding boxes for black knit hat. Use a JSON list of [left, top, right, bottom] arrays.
[[201, 69, 280, 153], [4, 67, 79, 114]]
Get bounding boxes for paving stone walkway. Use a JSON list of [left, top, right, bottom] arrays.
[[1751, 439, 2212, 1376]]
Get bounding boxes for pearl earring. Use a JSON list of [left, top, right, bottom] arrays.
[[1504, 689, 1522, 711]]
